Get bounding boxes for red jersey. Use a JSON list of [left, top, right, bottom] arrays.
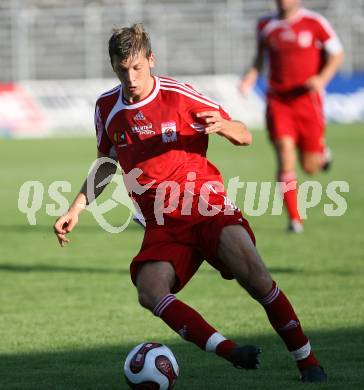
[[95, 76, 231, 223], [257, 8, 342, 94]]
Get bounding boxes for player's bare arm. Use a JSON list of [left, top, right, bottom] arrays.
[[239, 42, 264, 95], [53, 150, 117, 247], [196, 111, 252, 146], [305, 51, 344, 93]]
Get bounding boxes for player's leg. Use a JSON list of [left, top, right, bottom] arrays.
[[266, 96, 302, 232], [274, 137, 303, 232], [136, 261, 175, 310], [300, 146, 332, 174], [217, 224, 326, 382], [135, 260, 259, 369], [301, 151, 324, 174], [298, 92, 332, 174]]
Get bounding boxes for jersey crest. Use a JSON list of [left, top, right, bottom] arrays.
[[161, 121, 177, 143]]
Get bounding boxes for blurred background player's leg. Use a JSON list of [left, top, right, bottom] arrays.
[[274, 137, 303, 233], [301, 151, 329, 174], [298, 92, 332, 175], [266, 95, 303, 233], [321, 146, 333, 171]]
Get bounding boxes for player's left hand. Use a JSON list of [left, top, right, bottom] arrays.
[[196, 111, 228, 135], [304, 75, 326, 93]]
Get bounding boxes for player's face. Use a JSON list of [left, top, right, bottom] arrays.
[[275, 0, 301, 14], [112, 51, 155, 102]]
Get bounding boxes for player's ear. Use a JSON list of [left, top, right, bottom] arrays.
[[148, 53, 155, 69]]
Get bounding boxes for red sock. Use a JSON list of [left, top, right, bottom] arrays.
[[259, 282, 318, 370], [153, 294, 236, 359], [278, 171, 301, 222], [216, 340, 237, 359]]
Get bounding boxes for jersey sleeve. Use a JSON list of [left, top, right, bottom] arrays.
[[256, 15, 273, 44], [189, 104, 231, 131], [315, 15, 343, 55], [182, 87, 232, 132], [94, 102, 113, 156]]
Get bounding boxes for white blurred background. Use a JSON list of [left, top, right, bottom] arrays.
[[1, 0, 363, 80], [1, 0, 363, 137]]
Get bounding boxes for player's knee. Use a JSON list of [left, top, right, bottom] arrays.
[[137, 290, 159, 311], [302, 155, 322, 174], [136, 261, 175, 312], [248, 272, 273, 300], [302, 162, 319, 175], [233, 254, 272, 299], [137, 287, 171, 313]]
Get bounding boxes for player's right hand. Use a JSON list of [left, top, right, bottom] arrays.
[[53, 212, 79, 247]]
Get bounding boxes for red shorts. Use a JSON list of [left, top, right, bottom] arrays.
[[266, 90, 325, 153], [130, 193, 255, 293]]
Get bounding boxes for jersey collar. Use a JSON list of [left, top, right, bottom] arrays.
[[120, 76, 160, 109]]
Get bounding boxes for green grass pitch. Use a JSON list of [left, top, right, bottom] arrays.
[[0, 123, 363, 389]]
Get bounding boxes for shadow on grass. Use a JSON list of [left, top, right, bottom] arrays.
[[0, 263, 129, 275], [1, 328, 363, 390], [0, 223, 144, 234], [0, 263, 358, 279], [0, 263, 298, 276]]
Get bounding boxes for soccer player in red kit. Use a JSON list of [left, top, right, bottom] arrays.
[[54, 24, 327, 382], [240, 0, 344, 232]]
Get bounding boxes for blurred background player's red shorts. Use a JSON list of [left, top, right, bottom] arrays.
[[130, 192, 255, 293], [266, 90, 325, 153]]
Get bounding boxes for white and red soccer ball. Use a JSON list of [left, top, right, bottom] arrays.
[[124, 342, 179, 389]]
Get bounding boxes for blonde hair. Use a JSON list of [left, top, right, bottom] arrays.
[[108, 23, 152, 62]]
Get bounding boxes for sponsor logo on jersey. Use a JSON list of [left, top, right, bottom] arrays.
[[298, 31, 313, 47], [161, 121, 177, 143], [133, 110, 145, 121], [130, 123, 155, 135]]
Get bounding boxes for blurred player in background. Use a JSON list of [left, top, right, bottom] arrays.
[[240, 0, 344, 232], [54, 24, 327, 382]]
